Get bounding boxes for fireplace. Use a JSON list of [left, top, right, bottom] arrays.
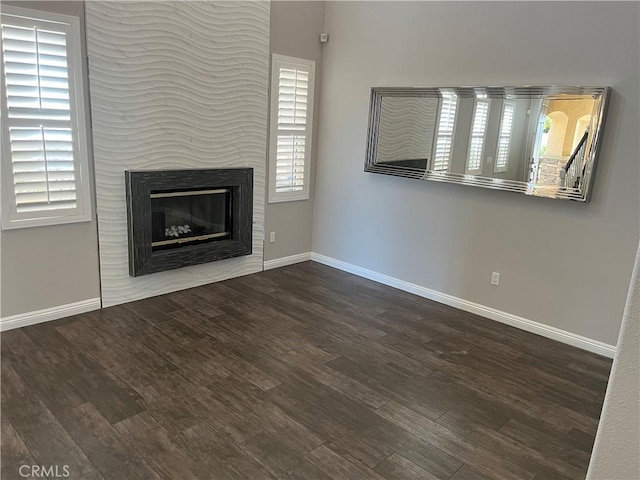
[[150, 188, 232, 250], [126, 169, 253, 276]]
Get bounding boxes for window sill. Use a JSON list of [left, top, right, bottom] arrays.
[[268, 192, 310, 204], [1, 211, 93, 231]]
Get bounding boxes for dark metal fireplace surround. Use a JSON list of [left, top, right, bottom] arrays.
[[126, 168, 253, 277]]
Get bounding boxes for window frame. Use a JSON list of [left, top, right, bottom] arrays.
[[0, 6, 92, 230], [268, 54, 315, 204]]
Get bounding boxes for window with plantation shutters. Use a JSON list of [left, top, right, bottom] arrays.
[[466, 99, 490, 174], [1, 7, 91, 229], [494, 100, 516, 173], [268, 55, 315, 203], [431, 93, 458, 172]]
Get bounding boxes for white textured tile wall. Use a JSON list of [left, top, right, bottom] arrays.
[[86, 1, 269, 306]]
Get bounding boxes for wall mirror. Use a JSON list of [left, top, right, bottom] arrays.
[[365, 86, 610, 201]]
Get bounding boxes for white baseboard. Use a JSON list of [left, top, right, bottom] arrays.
[[0, 298, 102, 332], [0, 255, 617, 358], [310, 253, 617, 358], [264, 252, 312, 271]]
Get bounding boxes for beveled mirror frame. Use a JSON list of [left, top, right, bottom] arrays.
[[364, 86, 610, 202]]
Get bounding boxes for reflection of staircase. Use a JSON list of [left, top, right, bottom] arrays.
[[560, 130, 588, 189]]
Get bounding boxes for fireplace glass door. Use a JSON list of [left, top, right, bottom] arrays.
[[150, 188, 232, 251]]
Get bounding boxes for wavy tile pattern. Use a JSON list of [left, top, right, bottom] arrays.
[[85, 1, 269, 306], [377, 98, 438, 163]]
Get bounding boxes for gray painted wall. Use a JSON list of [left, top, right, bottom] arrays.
[[313, 1, 639, 346], [264, 1, 325, 261], [0, 1, 100, 318], [587, 242, 640, 479]]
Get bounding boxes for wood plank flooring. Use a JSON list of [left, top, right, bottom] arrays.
[[1, 262, 612, 480]]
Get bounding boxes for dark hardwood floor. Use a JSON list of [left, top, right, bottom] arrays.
[[1, 262, 612, 480]]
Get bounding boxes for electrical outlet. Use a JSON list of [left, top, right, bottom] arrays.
[[269, 232, 276, 243], [491, 272, 500, 286]]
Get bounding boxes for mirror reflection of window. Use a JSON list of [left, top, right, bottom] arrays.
[[432, 94, 458, 171], [466, 99, 491, 174], [539, 114, 552, 156], [495, 101, 516, 173]]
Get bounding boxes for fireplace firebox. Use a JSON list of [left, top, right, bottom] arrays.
[[150, 188, 232, 250], [126, 169, 253, 276]]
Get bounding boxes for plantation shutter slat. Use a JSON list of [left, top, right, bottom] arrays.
[[1, 13, 84, 221], [432, 94, 458, 172], [7, 126, 77, 212], [495, 101, 516, 172], [275, 135, 306, 192], [466, 99, 490, 173], [269, 55, 315, 201], [277, 67, 309, 133]]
